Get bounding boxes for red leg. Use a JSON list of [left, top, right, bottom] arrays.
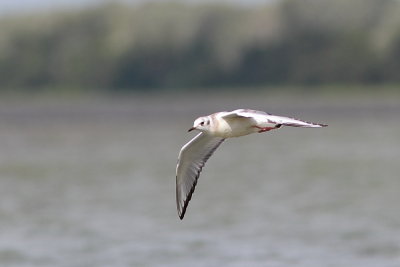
[[252, 126, 277, 133]]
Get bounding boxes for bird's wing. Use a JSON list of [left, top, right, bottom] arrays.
[[222, 109, 327, 128], [220, 109, 269, 119], [176, 132, 225, 219], [262, 114, 328, 127]]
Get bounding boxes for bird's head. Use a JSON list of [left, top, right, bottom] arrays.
[[188, 116, 211, 132]]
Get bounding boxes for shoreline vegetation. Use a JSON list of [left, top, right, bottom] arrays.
[[0, 0, 400, 93]]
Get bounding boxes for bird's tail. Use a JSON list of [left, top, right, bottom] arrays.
[[268, 115, 327, 128]]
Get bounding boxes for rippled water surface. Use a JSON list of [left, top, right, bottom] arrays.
[[0, 93, 399, 267]]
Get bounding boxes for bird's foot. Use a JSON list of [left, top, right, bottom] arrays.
[[253, 126, 277, 133]]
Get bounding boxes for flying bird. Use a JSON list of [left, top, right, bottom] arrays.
[[176, 109, 327, 219]]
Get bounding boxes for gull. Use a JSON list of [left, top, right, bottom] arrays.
[[176, 109, 327, 219]]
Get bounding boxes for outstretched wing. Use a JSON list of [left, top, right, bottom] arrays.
[[222, 109, 327, 128], [176, 133, 225, 220], [261, 114, 328, 127], [221, 109, 269, 119]]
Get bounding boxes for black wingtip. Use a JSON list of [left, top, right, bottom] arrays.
[[178, 205, 188, 220], [178, 197, 190, 220]]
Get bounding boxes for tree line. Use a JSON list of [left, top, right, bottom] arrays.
[[0, 0, 399, 92]]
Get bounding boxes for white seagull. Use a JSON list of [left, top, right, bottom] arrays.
[[176, 109, 327, 219]]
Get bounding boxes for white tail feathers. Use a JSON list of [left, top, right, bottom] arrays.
[[268, 115, 328, 128]]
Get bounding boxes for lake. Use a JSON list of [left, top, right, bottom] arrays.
[[0, 92, 399, 266]]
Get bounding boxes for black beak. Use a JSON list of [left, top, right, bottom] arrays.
[[188, 127, 196, 132]]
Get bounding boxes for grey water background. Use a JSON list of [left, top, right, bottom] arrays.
[[0, 92, 399, 267]]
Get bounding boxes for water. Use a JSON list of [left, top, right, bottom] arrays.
[[0, 93, 399, 267]]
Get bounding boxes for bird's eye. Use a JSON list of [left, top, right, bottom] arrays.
[[200, 121, 204, 126]]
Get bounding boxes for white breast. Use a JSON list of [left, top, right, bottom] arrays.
[[212, 116, 257, 138]]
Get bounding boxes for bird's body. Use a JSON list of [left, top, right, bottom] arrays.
[[176, 109, 327, 219], [208, 112, 257, 137]]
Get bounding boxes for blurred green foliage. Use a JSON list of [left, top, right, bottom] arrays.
[[0, 0, 399, 92]]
